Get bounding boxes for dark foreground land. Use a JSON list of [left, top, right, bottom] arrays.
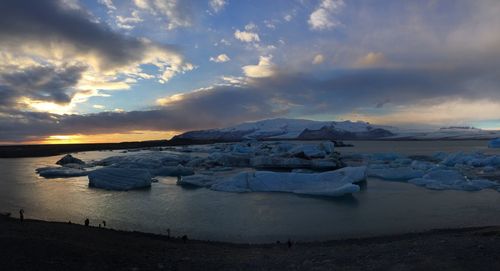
[[1, 215, 500, 270]]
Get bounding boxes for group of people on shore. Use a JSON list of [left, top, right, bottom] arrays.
[[15, 209, 295, 247]]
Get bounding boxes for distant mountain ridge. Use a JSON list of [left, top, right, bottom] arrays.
[[171, 118, 500, 142], [171, 118, 397, 142]]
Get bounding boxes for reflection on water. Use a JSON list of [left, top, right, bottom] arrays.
[[0, 141, 500, 243]]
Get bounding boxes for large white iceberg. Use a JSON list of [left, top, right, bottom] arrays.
[[488, 138, 500, 148], [94, 152, 190, 176], [408, 169, 498, 191], [88, 168, 152, 191], [210, 166, 366, 197]]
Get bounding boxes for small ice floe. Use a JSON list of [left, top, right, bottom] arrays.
[[56, 154, 85, 166], [94, 152, 190, 176], [440, 152, 500, 167], [368, 166, 426, 181], [36, 166, 89, 178], [488, 138, 500, 148], [408, 169, 499, 191], [88, 168, 152, 191], [177, 174, 217, 188], [210, 166, 367, 197]]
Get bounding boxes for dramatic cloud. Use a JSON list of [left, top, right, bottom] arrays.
[[234, 29, 260, 43], [0, 0, 192, 114], [312, 54, 325, 64], [242, 56, 276, 78], [354, 52, 388, 68], [308, 0, 345, 30], [5, 60, 500, 142], [115, 10, 143, 29], [210, 54, 231, 63], [133, 0, 193, 30], [0, 65, 84, 107], [209, 0, 227, 13]]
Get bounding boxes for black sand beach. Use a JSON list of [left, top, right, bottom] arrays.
[[1, 214, 499, 271]]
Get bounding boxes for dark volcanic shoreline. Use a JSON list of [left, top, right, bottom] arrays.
[[1, 214, 500, 270]]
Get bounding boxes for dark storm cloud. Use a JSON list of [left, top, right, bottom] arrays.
[[0, 0, 179, 70], [0, 86, 280, 141], [0, 65, 86, 107], [3, 64, 500, 142]]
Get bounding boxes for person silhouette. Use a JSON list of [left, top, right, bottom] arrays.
[[84, 218, 89, 226], [182, 235, 188, 243], [102, 220, 106, 227], [287, 239, 293, 249], [19, 209, 24, 222]]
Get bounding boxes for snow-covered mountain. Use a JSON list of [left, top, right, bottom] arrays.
[[390, 126, 500, 140], [170, 118, 500, 142], [171, 118, 397, 142]]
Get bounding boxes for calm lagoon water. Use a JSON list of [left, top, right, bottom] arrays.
[[1, 140, 500, 243]]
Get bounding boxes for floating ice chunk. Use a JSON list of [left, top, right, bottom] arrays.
[[408, 169, 499, 191], [178, 174, 217, 187], [250, 156, 340, 170], [369, 153, 403, 162], [288, 145, 326, 159], [36, 166, 89, 178], [250, 156, 310, 169], [483, 166, 496, 173], [270, 142, 295, 153], [88, 168, 152, 191], [319, 141, 335, 154], [432, 152, 448, 161], [208, 152, 251, 167], [440, 152, 481, 167], [185, 157, 206, 168], [410, 160, 437, 171], [210, 166, 366, 197], [56, 154, 85, 166], [229, 143, 255, 154], [368, 166, 425, 181], [95, 152, 189, 174], [488, 138, 500, 148], [440, 152, 500, 167]]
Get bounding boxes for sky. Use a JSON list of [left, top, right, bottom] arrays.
[[1, 0, 500, 144]]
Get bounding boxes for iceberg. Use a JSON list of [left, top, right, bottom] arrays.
[[88, 168, 152, 191], [408, 169, 499, 191], [288, 145, 327, 159], [210, 166, 366, 197], [178, 174, 217, 188], [36, 166, 89, 178], [94, 152, 190, 176], [488, 138, 500, 148], [368, 166, 425, 181], [249, 156, 340, 170]]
